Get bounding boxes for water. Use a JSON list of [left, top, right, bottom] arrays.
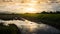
[[0, 19, 60, 34]]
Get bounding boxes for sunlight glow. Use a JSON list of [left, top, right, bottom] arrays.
[[25, 7, 36, 13], [0, 0, 60, 13]]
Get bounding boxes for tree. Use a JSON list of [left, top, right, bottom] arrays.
[[56, 11, 60, 14], [49, 11, 53, 14], [41, 11, 49, 14]]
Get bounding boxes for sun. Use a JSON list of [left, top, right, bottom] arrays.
[[26, 8, 35, 11], [25, 7, 36, 13]]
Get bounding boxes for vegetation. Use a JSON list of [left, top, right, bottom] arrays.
[[20, 13, 60, 29], [0, 11, 60, 30], [41, 11, 60, 14], [0, 23, 21, 34], [0, 13, 60, 30]]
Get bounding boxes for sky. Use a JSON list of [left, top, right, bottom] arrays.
[[0, 0, 60, 13]]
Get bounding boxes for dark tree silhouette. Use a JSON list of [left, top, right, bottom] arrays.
[[41, 11, 60, 14], [56, 11, 60, 14], [41, 11, 49, 14]]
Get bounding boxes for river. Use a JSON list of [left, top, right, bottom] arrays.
[[0, 19, 60, 34]]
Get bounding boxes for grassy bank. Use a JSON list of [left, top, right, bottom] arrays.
[[20, 14, 60, 29], [0, 23, 20, 34], [0, 14, 60, 29]]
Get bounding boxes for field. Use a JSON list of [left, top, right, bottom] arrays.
[[0, 14, 60, 29], [20, 14, 60, 29]]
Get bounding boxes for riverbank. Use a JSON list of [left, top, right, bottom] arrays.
[[20, 13, 60, 29], [0, 13, 60, 29]]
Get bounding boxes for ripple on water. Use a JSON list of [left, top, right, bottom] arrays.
[[0, 20, 60, 34]]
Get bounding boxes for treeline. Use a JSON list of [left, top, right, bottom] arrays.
[[41, 11, 60, 14]]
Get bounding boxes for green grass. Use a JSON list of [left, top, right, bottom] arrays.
[[0, 14, 60, 29], [20, 14, 60, 22], [0, 23, 20, 34], [20, 14, 60, 29]]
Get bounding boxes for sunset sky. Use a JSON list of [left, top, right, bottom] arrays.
[[0, 0, 60, 13]]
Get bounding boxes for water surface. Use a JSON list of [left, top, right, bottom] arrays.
[[0, 19, 60, 34]]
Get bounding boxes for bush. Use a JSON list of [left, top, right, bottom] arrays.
[[0, 23, 21, 34]]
